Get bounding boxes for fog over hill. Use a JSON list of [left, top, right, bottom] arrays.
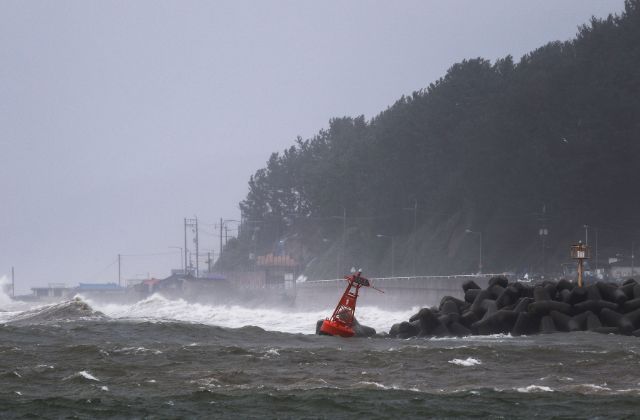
[[221, 1, 640, 278]]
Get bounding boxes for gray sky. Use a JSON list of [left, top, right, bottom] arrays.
[[0, 0, 625, 292]]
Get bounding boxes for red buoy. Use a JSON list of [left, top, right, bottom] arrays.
[[320, 270, 382, 337]]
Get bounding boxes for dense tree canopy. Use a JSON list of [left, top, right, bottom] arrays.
[[221, 1, 640, 278]]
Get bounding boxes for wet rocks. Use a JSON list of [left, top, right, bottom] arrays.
[[388, 277, 640, 338]]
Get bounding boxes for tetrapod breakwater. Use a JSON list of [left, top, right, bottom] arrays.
[[388, 277, 640, 338]]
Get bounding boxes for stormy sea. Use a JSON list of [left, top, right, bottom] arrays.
[[1, 288, 640, 418]]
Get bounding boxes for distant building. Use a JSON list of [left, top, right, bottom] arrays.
[[74, 283, 125, 294], [31, 283, 72, 299], [610, 265, 638, 280], [256, 253, 299, 289]]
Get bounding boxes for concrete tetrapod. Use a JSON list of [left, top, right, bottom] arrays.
[[387, 277, 640, 338]]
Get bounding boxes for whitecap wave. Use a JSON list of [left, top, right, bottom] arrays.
[[6, 297, 107, 325], [448, 357, 481, 366], [355, 381, 420, 392], [85, 293, 415, 334], [64, 370, 100, 382], [516, 385, 554, 393]]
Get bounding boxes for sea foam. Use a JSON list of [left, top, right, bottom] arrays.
[[448, 357, 481, 366], [87, 293, 415, 334]]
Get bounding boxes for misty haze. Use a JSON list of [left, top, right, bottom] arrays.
[[1, 1, 640, 418]]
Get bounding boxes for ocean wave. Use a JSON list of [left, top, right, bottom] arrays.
[[448, 357, 481, 366], [516, 385, 554, 393], [4, 298, 108, 326], [354, 381, 420, 392], [262, 348, 280, 357], [566, 383, 612, 393], [63, 370, 100, 382], [112, 346, 162, 355], [83, 293, 414, 334]]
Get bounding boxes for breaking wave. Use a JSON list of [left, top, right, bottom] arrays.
[[448, 357, 482, 366], [5, 297, 108, 325], [83, 293, 416, 334]]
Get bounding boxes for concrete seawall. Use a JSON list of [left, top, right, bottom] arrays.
[[295, 274, 508, 310]]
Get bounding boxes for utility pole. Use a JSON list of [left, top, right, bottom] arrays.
[[184, 217, 199, 276], [479, 231, 483, 274], [219, 217, 224, 264], [118, 254, 121, 287], [538, 204, 548, 275], [632, 241, 635, 277], [184, 218, 188, 275], [595, 228, 599, 274], [539, 228, 548, 274], [225, 225, 228, 246], [195, 217, 199, 277], [11, 266, 14, 298], [584, 224, 589, 246], [403, 199, 418, 276], [412, 199, 417, 276]]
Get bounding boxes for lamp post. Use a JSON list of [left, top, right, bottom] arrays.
[[539, 228, 548, 275], [376, 234, 395, 277], [465, 229, 483, 274], [403, 199, 418, 276], [169, 246, 184, 272], [632, 241, 635, 277], [595, 228, 598, 274], [583, 224, 589, 246]]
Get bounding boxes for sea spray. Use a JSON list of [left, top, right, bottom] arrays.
[[84, 293, 417, 334], [0, 275, 11, 305], [0, 275, 35, 319]]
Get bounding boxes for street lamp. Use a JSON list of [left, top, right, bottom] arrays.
[[465, 229, 483, 274], [376, 234, 395, 277], [632, 241, 635, 277], [539, 228, 549, 275], [402, 199, 418, 276], [583, 224, 589, 246], [169, 246, 184, 272]]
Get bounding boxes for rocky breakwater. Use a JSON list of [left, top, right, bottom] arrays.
[[389, 277, 640, 338]]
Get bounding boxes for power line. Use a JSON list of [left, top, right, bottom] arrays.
[[119, 252, 180, 257]]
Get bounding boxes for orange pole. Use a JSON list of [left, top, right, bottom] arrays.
[[578, 259, 583, 287]]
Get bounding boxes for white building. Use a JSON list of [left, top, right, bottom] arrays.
[[610, 265, 638, 279]]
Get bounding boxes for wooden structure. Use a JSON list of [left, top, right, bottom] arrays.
[[571, 242, 591, 287]]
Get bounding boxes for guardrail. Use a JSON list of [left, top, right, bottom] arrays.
[[295, 274, 513, 308], [300, 273, 511, 288]]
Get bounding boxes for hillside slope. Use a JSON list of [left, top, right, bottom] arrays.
[[221, 1, 640, 278]]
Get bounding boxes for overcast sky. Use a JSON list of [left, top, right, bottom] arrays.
[[0, 0, 626, 292]]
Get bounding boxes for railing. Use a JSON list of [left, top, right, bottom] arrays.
[[300, 273, 510, 287]]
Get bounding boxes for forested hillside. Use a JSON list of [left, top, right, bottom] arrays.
[[219, 1, 640, 278]]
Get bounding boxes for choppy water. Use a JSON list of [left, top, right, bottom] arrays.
[[1, 287, 640, 418]]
